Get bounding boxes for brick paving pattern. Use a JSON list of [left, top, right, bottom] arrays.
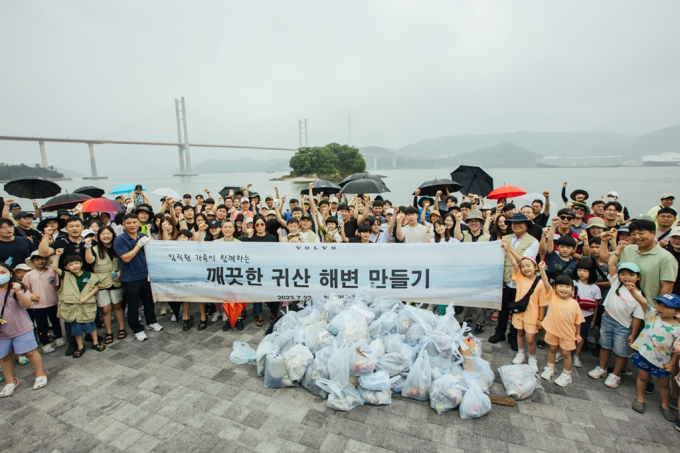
[[2, 307, 678, 453]]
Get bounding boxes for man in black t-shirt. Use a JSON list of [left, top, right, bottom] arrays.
[[531, 191, 551, 228], [338, 203, 358, 241], [0, 218, 36, 268], [13, 211, 43, 247], [38, 216, 94, 272]]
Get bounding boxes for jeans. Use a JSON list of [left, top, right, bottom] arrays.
[[27, 306, 62, 346], [253, 302, 280, 317], [122, 279, 157, 333], [461, 307, 491, 326], [494, 286, 518, 342]]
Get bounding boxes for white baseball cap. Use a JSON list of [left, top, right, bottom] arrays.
[[81, 229, 95, 238], [385, 208, 394, 215], [240, 197, 250, 203], [607, 191, 619, 198]]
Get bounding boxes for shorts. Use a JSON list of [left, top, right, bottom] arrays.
[[69, 321, 97, 337], [544, 331, 576, 351], [631, 351, 670, 378], [599, 312, 633, 358], [580, 315, 592, 342], [512, 315, 538, 334], [96, 288, 124, 308], [0, 330, 39, 357]]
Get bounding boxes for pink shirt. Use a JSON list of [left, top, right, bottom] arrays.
[[23, 268, 59, 309], [0, 286, 34, 340]]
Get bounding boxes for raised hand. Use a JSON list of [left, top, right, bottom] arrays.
[[562, 182, 568, 188], [414, 189, 421, 196], [543, 190, 550, 198], [55, 248, 64, 256]]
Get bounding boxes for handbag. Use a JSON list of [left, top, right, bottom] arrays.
[[508, 276, 541, 314]]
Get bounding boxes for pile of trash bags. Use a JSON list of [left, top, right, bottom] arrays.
[[239, 293, 504, 419]]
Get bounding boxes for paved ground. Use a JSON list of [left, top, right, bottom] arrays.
[[1, 306, 678, 453]]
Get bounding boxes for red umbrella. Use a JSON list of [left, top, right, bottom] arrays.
[[81, 198, 125, 213], [486, 185, 526, 200], [222, 302, 247, 328]]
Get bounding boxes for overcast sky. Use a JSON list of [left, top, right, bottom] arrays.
[[1, 1, 679, 176]]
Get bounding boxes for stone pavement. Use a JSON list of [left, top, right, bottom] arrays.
[[1, 307, 678, 453]]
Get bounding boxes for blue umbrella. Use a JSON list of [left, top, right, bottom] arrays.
[[110, 183, 146, 195]]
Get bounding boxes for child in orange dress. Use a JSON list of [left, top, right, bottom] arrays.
[[501, 242, 551, 373], [540, 274, 585, 387]]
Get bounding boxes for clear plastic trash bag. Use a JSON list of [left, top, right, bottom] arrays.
[[316, 379, 364, 411], [401, 349, 432, 401], [499, 364, 542, 400], [230, 341, 257, 365]]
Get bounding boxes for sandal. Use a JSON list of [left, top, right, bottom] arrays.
[[270, 314, 276, 323], [256, 315, 263, 327], [118, 330, 127, 340], [93, 343, 106, 352], [0, 379, 18, 397], [239, 311, 247, 321], [104, 334, 114, 344], [183, 316, 194, 331], [33, 373, 48, 390], [198, 318, 208, 331], [73, 347, 85, 358]]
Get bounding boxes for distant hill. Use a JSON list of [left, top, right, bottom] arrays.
[[0, 163, 64, 181], [361, 142, 540, 170], [187, 158, 291, 174], [359, 146, 398, 156], [607, 124, 680, 161], [56, 167, 86, 178], [396, 131, 633, 159]]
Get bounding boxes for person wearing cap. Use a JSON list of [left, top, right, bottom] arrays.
[[561, 182, 588, 205], [2, 199, 38, 227], [628, 292, 680, 420], [488, 213, 539, 350], [424, 210, 442, 239], [455, 210, 490, 244], [647, 193, 677, 228], [299, 214, 318, 243], [22, 251, 64, 354], [264, 195, 274, 210], [654, 207, 677, 248], [328, 196, 339, 217], [570, 201, 590, 236], [231, 197, 254, 221], [12, 211, 43, 247], [583, 217, 606, 242], [134, 204, 154, 235], [604, 191, 630, 221]]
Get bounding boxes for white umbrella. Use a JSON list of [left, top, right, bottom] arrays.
[[152, 188, 181, 199]]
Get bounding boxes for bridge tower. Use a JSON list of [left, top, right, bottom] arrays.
[[174, 97, 198, 176]]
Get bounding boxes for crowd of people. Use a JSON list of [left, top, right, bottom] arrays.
[[0, 180, 679, 430]]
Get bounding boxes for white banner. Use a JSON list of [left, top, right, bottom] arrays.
[[145, 241, 503, 308]]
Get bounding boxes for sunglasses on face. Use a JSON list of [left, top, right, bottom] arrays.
[[255, 223, 266, 227], [572, 206, 584, 211], [559, 216, 573, 221]]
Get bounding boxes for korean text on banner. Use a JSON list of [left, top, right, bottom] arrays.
[[145, 242, 503, 308]]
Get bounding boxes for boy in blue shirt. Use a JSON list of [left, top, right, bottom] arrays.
[[546, 217, 578, 281]]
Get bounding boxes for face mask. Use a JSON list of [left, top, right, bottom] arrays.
[[605, 197, 615, 202], [0, 274, 11, 285]]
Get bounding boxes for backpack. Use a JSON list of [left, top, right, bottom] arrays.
[[508, 276, 541, 314]]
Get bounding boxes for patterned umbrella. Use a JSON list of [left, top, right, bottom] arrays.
[[81, 198, 125, 213]]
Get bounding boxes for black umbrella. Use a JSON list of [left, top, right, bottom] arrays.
[[338, 173, 383, 187], [4, 178, 61, 199], [40, 193, 92, 212], [74, 186, 105, 198], [449, 165, 494, 197], [219, 186, 244, 198], [339, 179, 390, 195], [301, 180, 341, 196], [413, 178, 463, 197]]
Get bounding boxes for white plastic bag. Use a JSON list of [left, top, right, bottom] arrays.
[[383, 333, 404, 354], [320, 296, 345, 322], [369, 337, 385, 358], [256, 335, 278, 376], [369, 298, 402, 317], [338, 317, 369, 343], [264, 354, 295, 388], [329, 311, 361, 335], [230, 341, 256, 364], [499, 364, 542, 400], [273, 309, 300, 333], [358, 386, 392, 405], [459, 379, 491, 419], [358, 370, 391, 391], [301, 357, 329, 398], [283, 344, 315, 381], [401, 349, 432, 401], [430, 374, 464, 414], [472, 357, 495, 389], [316, 379, 364, 411], [368, 310, 399, 337], [349, 343, 377, 376], [328, 341, 353, 386], [376, 352, 409, 376], [348, 303, 376, 326]]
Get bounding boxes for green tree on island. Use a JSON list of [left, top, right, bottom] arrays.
[[288, 143, 366, 179]]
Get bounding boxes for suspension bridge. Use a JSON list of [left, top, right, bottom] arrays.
[[0, 97, 298, 179]]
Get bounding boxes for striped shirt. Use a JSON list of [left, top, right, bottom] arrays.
[[0, 286, 34, 340]]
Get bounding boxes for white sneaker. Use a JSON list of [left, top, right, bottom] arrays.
[[555, 353, 563, 363], [554, 371, 572, 387], [540, 365, 555, 381], [222, 312, 229, 322], [512, 350, 526, 365], [211, 312, 220, 323], [528, 356, 539, 373], [54, 338, 66, 348], [604, 373, 621, 389], [134, 331, 148, 342], [170, 314, 177, 322], [573, 355, 582, 368], [146, 323, 163, 332], [42, 343, 56, 354], [33, 373, 48, 390], [588, 366, 607, 379]]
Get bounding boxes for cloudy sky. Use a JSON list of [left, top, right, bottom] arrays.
[[1, 1, 679, 175]]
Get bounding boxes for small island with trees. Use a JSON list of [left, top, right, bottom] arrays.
[[274, 143, 367, 182], [0, 163, 65, 182]]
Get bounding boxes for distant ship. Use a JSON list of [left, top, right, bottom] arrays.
[[536, 155, 623, 168], [266, 170, 275, 173], [642, 153, 680, 166]]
